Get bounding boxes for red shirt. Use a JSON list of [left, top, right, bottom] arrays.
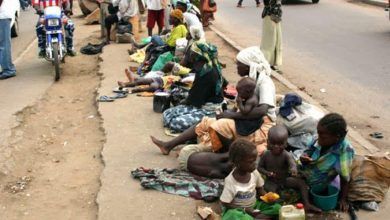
[[33, 0, 68, 8]]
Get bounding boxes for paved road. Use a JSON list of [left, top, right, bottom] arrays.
[[1, 9, 53, 175], [213, 0, 390, 149], [12, 9, 37, 59]]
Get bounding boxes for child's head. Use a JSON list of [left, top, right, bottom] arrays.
[[229, 139, 258, 173], [236, 77, 256, 100], [317, 113, 347, 147], [267, 125, 288, 155], [162, 62, 175, 73]]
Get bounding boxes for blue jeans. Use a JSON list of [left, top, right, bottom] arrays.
[[0, 19, 16, 76]]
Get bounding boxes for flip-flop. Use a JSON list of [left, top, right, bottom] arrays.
[[111, 93, 128, 99], [98, 95, 114, 102], [113, 87, 129, 94], [369, 132, 383, 139]]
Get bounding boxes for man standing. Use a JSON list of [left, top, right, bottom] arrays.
[[260, 0, 282, 71], [145, 0, 165, 36], [0, 0, 17, 80]]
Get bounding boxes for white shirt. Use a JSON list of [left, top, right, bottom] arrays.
[[183, 12, 201, 29], [0, 0, 18, 20], [255, 75, 276, 121], [220, 170, 264, 208], [112, 0, 139, 19], [145, 0, 163, 10]]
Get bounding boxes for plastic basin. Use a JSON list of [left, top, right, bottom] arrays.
[[310, 185, 340, 211]]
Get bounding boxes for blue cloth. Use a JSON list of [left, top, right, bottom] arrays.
[[36, 16, 75, 51], [151, 35, 166, 47], [0, 19, 16, 77], [279, 93, 302, 118]]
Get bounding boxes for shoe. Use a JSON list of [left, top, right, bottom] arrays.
[[67, 49, 77, 57], [38, 50, 45, 58], [0, 73, 16, 80]]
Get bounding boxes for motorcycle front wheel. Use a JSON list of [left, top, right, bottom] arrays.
[[52, 42, 61, 81]]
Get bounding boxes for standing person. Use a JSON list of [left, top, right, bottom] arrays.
[[237, 0, 261, 8], [260, 0, 282, 70], [145, 0, 165, 36], [33, 0, 76, 57], [0, 0, 17, 80], [176, 0, 202, 30], [200, 0, 216, 27], [98, 0, 139, 43]]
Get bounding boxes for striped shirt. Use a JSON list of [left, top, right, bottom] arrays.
[[301, 139, 355, 186], [33, 0, 68, 8]]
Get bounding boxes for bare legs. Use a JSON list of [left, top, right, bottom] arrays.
[[285, 177, 322, 213], [151, 125, 197, 155]]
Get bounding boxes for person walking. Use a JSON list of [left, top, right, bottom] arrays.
[[0, 0, 17, 80], [237, 0, 261, 8], [260, 0, 282, 71]]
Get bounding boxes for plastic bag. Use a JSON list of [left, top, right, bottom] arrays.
[[151, 51, 174, 71]]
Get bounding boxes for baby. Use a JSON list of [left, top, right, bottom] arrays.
[[234, 77, 262, 136], [258, 125, 322, 213], [220, 139, 281, 219]]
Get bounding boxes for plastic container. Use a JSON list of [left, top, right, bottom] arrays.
[[153, 92, 171, 113], [279, 203, 305, 220], [310, 184, 340, 211]]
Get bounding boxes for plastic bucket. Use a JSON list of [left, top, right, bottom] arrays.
[[310, 184, 339, 211]]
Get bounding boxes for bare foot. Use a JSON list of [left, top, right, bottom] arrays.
[[150, 136, 170, 155], [117, 81, 128, 87], [305, 203, 322, 213], [124, 68, 135, 83]]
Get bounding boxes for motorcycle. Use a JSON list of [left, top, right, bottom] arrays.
[[41, 6, 67, 81]]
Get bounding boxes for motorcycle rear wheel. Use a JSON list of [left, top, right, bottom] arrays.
[[52, 42, 61, 81]]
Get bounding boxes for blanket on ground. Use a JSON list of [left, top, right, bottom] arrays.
[[131, 167, 224, 201]]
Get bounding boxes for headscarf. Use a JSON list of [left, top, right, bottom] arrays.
[[189, 25, 205, 41], [236, 46, 272, 84], [190, 41, 223, 94], [170, 9, 184, 23]]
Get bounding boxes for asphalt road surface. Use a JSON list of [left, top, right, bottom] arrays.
[[213, 0, 390, 149], [12, 8, 37, 59]]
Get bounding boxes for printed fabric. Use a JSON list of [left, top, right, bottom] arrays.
[[131, 167, 224, 200]]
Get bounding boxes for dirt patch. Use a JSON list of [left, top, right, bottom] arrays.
[[0, 7, 104, 220]]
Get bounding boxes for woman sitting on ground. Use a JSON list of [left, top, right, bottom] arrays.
[[300, 113, 355, 212], [160, 38, 225, 134], [151, 46, 276, 156]]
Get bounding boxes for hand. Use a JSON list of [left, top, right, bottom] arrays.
[[216, 111, 235, 120], [290, 169, 298, 177], [339, 199, 349, 212], [300, 155, 313, 164]]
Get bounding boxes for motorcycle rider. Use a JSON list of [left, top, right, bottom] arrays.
[[33, 0, 76, 57]]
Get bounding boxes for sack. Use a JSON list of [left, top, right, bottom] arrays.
[[108, 4, 119, 15], [151, 51, 174, 71], [80, 42, 105, 55], [138, 0, 145, 14], [117, 21, 133, 35]]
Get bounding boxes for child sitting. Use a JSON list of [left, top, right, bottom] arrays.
[[220, 139, 281, 220], [258, 125, 322, 213], [234, 77, 263, 137]]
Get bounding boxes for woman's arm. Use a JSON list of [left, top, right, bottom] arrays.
[[218, 104, 269, 120]]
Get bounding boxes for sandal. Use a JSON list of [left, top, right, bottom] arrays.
[[113, 87, 129, 94], [369, 132, 383, 139], [98, 95, 114, 102], [111, 93, 128, 99]]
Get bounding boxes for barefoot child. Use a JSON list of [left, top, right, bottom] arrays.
[[117, 62, 183, 93], [220, 139, 281, 220], [258, 125, 322, 213]]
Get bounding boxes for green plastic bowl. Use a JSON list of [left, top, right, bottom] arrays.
[[310, 185, 340, 211]]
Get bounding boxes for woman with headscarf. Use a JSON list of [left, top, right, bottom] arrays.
[[260, 0, 282, 70], [151, 46, 276, 157], [156, 34, 224, 135]]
